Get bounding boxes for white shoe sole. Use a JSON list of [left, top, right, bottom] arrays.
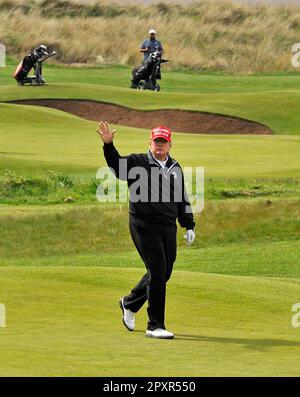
[[146, 331, 174, 339]]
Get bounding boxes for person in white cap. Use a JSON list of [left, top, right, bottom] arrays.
[[140, 28, 163, 62]]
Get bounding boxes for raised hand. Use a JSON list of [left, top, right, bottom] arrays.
[[96, 121, 116, 144]]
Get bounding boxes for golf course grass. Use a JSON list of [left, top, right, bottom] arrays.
[[0, 62, 299, 376], [1, 267, 300, 376]]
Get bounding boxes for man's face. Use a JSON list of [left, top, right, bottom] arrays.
[[150, 33, 156, 40], [150, 138, 171, 158]]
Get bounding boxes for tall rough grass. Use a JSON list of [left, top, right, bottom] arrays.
[[1, 0, 300, 72], [0, 198, 299, 258]]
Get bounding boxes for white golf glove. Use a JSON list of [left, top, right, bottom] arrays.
[[184, 229, 196, 245]]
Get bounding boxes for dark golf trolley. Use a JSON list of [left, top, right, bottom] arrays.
[[13, 45, 56, 86], [131, 51, 169, 91]]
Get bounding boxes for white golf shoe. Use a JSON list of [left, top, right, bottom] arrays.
[[146, 328, 174, 339], [119, 298, 135, 331]]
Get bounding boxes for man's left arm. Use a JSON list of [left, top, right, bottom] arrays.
[[158, 41, 164, 57], [177, 169, 196, 245], [140, 40, 150, 54]]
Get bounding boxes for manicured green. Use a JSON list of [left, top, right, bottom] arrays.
[[0, 240, 299, 279], [1, 267, 300, 376], [1, 104, 300, 180]]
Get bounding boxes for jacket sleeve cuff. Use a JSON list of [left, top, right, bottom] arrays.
[[103, 142, 114, 149], [185, 224, 195, 231]]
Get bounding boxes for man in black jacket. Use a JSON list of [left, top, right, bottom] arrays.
[[97, 121, 196, 339]]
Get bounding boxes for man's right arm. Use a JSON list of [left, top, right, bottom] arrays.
[[103, 142, 133, 180], [97, 121, 133, 180], [140, 40, 150, 54]]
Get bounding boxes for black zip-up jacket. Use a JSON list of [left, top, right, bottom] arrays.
[[103, 142, 195, 230]]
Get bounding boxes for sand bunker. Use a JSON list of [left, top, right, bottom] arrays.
[[9, 99, 272, 135]]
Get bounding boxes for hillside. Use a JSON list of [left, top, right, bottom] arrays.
[[1, 0, 300, 72]]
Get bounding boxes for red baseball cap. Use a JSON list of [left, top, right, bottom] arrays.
[[150, 126, 172, 142]]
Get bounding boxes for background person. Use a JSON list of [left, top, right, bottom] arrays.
[[140, 28, 163, 79], [140, 28, 163, 61]]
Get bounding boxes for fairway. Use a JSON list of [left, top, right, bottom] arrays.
[[1, 267, 300, 377], [1, 103, 300, 178], [0, 61, 300, 377]]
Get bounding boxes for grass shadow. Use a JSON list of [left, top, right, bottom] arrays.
[[0, 152, 37, 156], [135, 330, 300, 351]]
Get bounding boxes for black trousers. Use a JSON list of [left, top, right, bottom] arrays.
[[123, 216, 177, 330]]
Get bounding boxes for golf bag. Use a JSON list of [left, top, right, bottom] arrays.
[[13, 45, 56, 86], [131, 52, 168, 91]]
